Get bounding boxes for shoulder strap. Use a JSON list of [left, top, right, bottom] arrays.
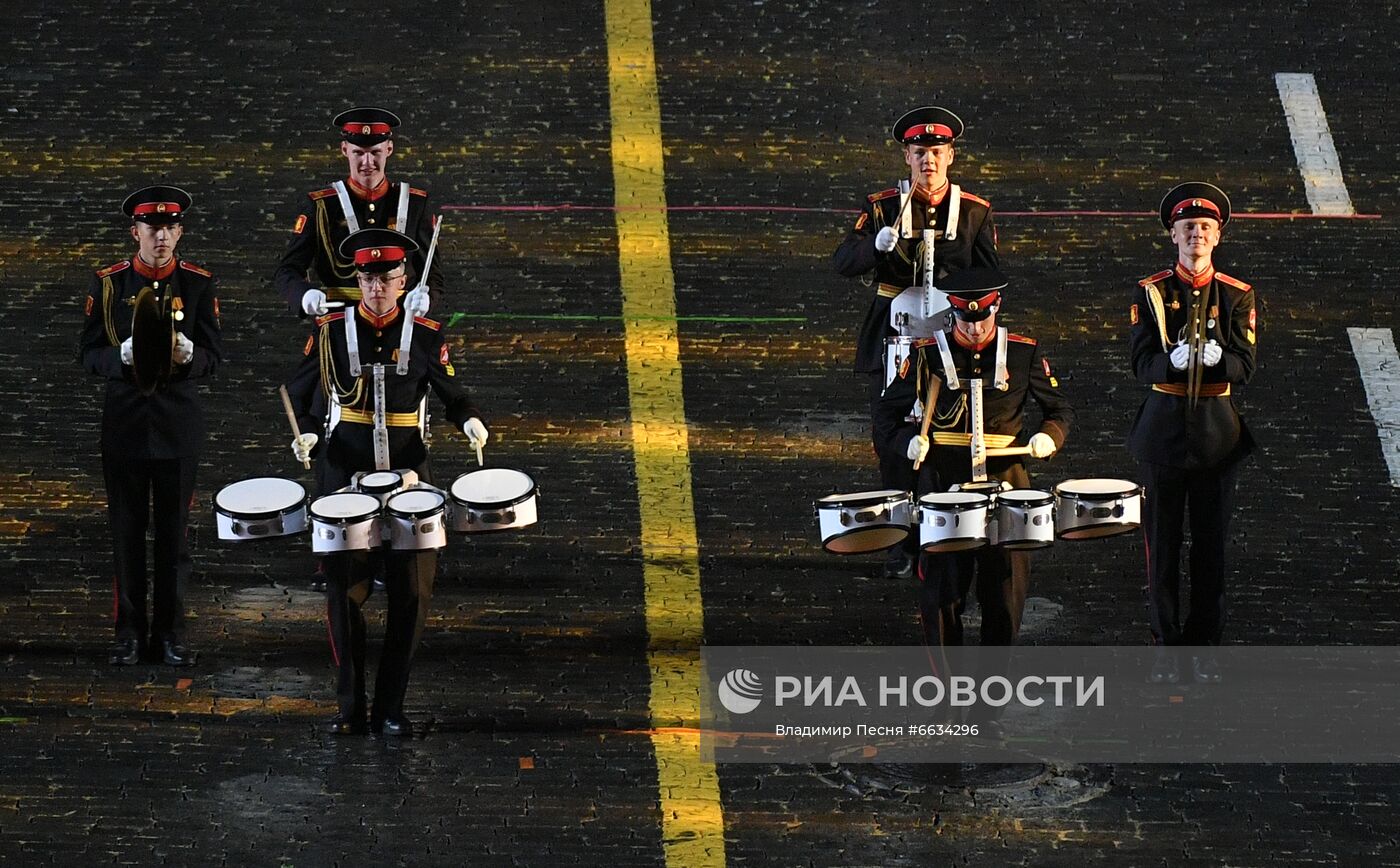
[[331, 181, 360, 234], [395, 182, 410, 232], [944, 184, 962, 241]]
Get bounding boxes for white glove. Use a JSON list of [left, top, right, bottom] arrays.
[[1028, 432, 1057, 459], [290, 433, 318, 464], [462, 418, 489, 449], [172, 333, 194, 365], [404, 285, 430, 316], [905, 434, 930, 463], [1169, 342, 1190, 371], [875, 226, 899, 253], [301, 288, 328, 316], [1202, 340, 1222, 367], [120, 337, 133, 366]]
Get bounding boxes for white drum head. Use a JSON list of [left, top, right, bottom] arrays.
[[819, 489, 905, 504], [216, 477, 305, 514], [311, 492, 380, 519], [1056, 478, 1138, 497], [999, 489, 1053, 506], [360, 471, 403, 489], [388, 489, 445, 515], [452, 469, 534, 506], [919, 491, 987, 507]]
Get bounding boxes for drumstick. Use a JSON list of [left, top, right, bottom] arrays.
[[912, 373, 941, 471], [278, 384, 311, 470], [985, 446, 1033, 457], [475, 443, 484, 467]]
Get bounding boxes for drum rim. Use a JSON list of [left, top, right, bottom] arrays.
[[386, 489, 447, 519], [998, 489, 1055, 507], [1053, 478, 1142, 499], [819, 523, 911, 554], [450, 469, 537, 510], [817, 489, 911, 509], [214, 477, 308, 521], [917, 492, 988, 510], [309, 492, 381, 523], [357, 470, 404, 493]]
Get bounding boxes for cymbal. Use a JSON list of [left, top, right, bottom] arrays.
[[131, 287, 173, 396]]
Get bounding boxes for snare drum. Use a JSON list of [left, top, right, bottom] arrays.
[[449, 468, 539, 533], [309, 492, 382, 553], [815, 490, 912, 554], [883, 335, 920, 387], [214, 477, 308, 540], [385, 488, 448, 550], [355, 470, 405, 504], [993, 489, 1055, 550], [917, 491, 991, 552], [1053, 478, 1142, 540]]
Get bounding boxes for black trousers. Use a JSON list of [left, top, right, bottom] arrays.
[[325, 547, 436, 720], [320, 458, 436, 720], [1139, 460, 1241, 646], [103, 454, 197, 643]]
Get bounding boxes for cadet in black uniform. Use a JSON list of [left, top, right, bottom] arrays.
[[834, 106, 1000, 578], [284, 229, 487, 736], [79, 185, 223, 667], [874, 269, 1071, 649], [273, 107, 442, 319], [1128, 183, 1257, 684]]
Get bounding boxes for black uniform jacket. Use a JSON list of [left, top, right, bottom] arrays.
[[875, 331, 1072, 488], [79, 257, 223, 459], [284, 305, 477, 472], [272, 177, 441, 313], [833, 183, 999, 373], [1126, 265, 1257, 469]]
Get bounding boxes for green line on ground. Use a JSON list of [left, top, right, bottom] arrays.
[[0, 717, 27, 725]]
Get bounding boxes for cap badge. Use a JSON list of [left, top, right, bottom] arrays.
[[362, 124, 372, 135], [370, 248, 382, 259], [156, 203, 167, 213], [968, 301, 979, 311]]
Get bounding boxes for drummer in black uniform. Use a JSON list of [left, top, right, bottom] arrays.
[[874, 268, 1071, 650], [79, 185, 224, 667], [834, 106, 1000, 579], [283, 228, 487, 736], [273, 107, 442, 319], [1128, 183, 1257, 684]]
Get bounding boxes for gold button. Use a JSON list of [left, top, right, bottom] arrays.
[[368, 218, 376, 225], [153, 280, 159, 289], [1193, 290, 1201, 296], [368, 203, 376, 212], [375, 346, 381, 353], [973, 353, 981, 359], [973, 368, 981, 374], [376, 330, 383, 337]]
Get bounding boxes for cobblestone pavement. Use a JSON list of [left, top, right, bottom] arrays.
[[1, 2, 1398, 865]]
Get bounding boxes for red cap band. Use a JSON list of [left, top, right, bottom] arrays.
[[132, 201, 182, 216], [946, 290, 1001, 312], [1171, 197, 1222, 221], [903, 123, 954, 142], [353, 246, 405, 265], [342, 122, 392, 136]]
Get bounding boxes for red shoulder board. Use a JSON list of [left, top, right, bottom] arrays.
[[413, 315, 441, 331], [179, 261, 212, 277], [315, 311, 346, 326], [960, 191, 991, 208], [1138, 269, 1173, 287], [1216, 272, 1252, 292], [1007, 333, 1037, 345], [913, 337, 939, 348], [308, 187, 337, 201], [410, 187, 428, 197], [868, 188, 899, 203], [96, 260, 131, 278]]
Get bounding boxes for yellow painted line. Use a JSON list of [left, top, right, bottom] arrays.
[[604, 0, 725, 864]]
